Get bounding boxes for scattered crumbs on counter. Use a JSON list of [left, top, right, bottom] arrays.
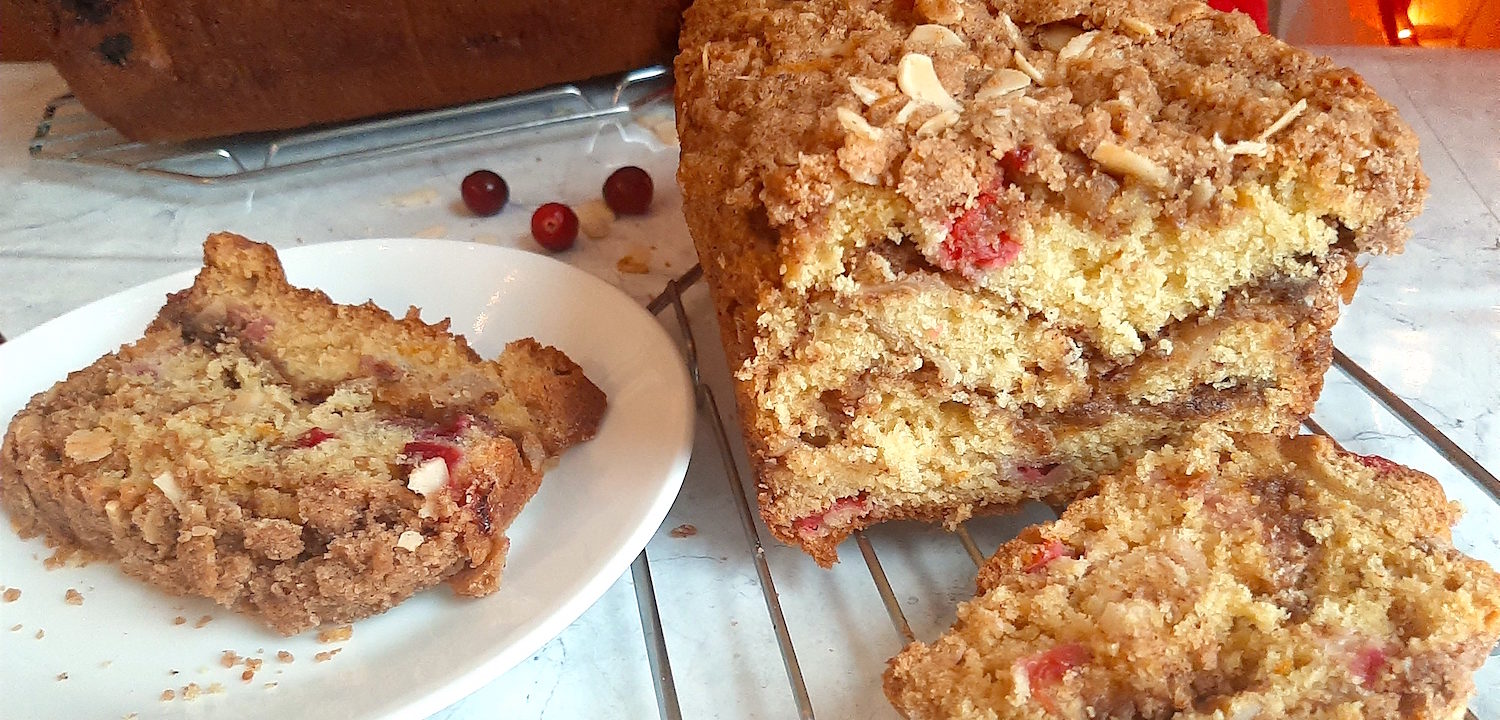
[[182, 682, 202, 700], [9, 624, 22, 632], [472, 234, 501, 245], [220, 650, 240, 668], [386, 188, 439, 208], [207, 682, 225, 695], [173, 616, 187, 625], [245, 658, 264, 671], [264, 682, 279, 690], [35, 629, 45, 639], [124, 713, 139, 719], [100, 660, 112, 668], [317, 625, 353, 644], [669, 524, 698, 538], [3, 587, 20, 602], [276, 650, 294, 663], [314, 648, 343, 663], [241, 668, 255, 682], [194, 615, 213, 628], [576, 199, 615, 239], [64, 588, 84, 605], [413, 224, 448, 239], [256, 647, 265, 654], [617, 253, 650, 275], [159, 690, 175, 702], [56, 672, 69, 681]]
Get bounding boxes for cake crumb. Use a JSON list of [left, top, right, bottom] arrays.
[[207, 682, 225, 695], [413, 224, 448, 239], [100, 660, 113, 668], [385, 188, 439, 208], [194, 615, 213, 628], [182, 682, 202, 700], [173, 616, 187, 625], [220, 650, 240, 668], [9, 624, 21, 631], [576, 199, 615, 239], [56, 672, 69, 681], [264, 682, 279, 690], [314, 648, 343, 663], [160, 690, 175, 702], [64, 588, 84, 605], [35, 629, 45, 639], [124, 714, 138, 719], [317, 625, 353, 643], [616, 254, 650, 274], [241, 669, 255, 682], [669, 524, 698, 538], [3, 588, 20, 602], [276, 650, 294, 663]]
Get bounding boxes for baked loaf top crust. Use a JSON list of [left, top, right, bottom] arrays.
[[884, 432, 1500, 719], [677, 0, 1425, 261], [22, 0, 687, 140], [0, 233, 606, 634]]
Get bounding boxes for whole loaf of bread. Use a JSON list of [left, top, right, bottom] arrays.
[[19, 0, 687, 141]]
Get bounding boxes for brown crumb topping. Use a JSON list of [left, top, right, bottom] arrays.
[[64, 588, 83, 605], [193, 615, 213, 629], [159, 690, 174, 702], [314, 648, 343, 663], [172, 616, 186, 625], [2, 588, 20, 602], [34, 629, 44, 639], [219, 650, 239, 668], [317, 625, 353, 643], [276, 650, 294, 663]]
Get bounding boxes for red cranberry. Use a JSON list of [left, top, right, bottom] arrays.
[[403, 441, 463, 473], [530, 203, 579, 252], [293, 427, 336, 448], [602, 166, 654, 215], [461, 170, 509, 216]]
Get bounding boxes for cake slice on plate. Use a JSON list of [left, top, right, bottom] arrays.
[[675, 0, 1426, 563], [0, 233, 606, 635], [885, 432, 1500, 719]]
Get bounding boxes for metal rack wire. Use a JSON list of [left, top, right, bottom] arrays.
[[629, 265, 1500, 720], [29, 66, 672, 185]]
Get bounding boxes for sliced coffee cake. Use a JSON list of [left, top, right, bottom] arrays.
[[675, 0, 1426, 563]]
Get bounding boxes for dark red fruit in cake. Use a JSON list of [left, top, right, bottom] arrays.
[[403, 441, 463, 472], [1021, 539, 1073, 572], [530, 203, 579, 252], [998, 146, 1034, 182], [1020, 643, 1090, 714], [602, 166, 654, 215], [293, 427, 336, 448], [1353, 452, 1401, 473], [1351, 646, 1388, 685], [460, 170, 509, 216], [941, 192, 1023, 273]]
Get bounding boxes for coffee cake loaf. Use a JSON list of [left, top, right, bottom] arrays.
[[675, 0, 1426, 564], [0, 233, 606, 634], [885, 432, 1500, 719]]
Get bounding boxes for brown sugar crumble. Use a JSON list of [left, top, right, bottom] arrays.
[[34, 629, 44, 639], [9, 624, 21, 632], [159, 690, 175, 702], [669, 523, 698, 538], [219, 650, 240, 668], [314, 648, 343, 663], [3, 587, 20, 602], [64, 588, 84, 605], [316, 625, 353, 643], [172, 615, 187, 625], [276, 650, 294, 663], [182, 682, 202, 700], [193, 615, 213, 629], [56, 672, 69, 681]]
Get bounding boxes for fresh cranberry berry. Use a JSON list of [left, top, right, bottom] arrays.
[[942, 192, 1023, 272], [461, 170, 509, 216], [403, 441, 463, 473], [530, 203, 579, 252], [602, 166, 654, 215]]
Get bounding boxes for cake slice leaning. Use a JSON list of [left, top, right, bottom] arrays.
[[675, 0, 1426, 564], [885, 432, 1500, 720], [0, 233, 607, 635]]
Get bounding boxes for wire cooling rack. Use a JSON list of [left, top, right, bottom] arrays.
[[28, 66, 672, 185], [622, 265, 1500, 720]]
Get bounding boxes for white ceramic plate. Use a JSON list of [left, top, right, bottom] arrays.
[[0, 239, 694, 720]]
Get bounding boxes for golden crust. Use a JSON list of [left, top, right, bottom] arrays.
[[884, 433, 1500, 719], [0, 233, 606, 635]]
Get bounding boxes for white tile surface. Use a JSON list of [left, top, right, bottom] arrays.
[[0, 46, 1497, 719]]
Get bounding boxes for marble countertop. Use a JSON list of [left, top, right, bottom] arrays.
[[0, 46, 1496, 719]]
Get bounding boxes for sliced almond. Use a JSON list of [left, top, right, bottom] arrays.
[[907, 24, 965, 49], [915, 0, 964, 25], [395, 531, 425, 552], [975, 68, 1031, 102], [1091, 141, 1171, 187], [997, 13, 1027, 49], [836, 106, 884, 140], [1120, 17, 1157, 37], [848, 77, 890, 105], [893, 100, 920, 125], [405, 458, 448, 497], [152, 470, 184, 506], [63, 428, 113, 463], [1188, 177, 1216, 210], [1212, 133, 1269, 157], [916, 109, 959, 137], [1257, 98, 1308, 142], [1012, 51, 1046, 86], [1037, 23, 1084, 52], [896, 53, 962, 111], [1057, 30, 1099, 61]]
